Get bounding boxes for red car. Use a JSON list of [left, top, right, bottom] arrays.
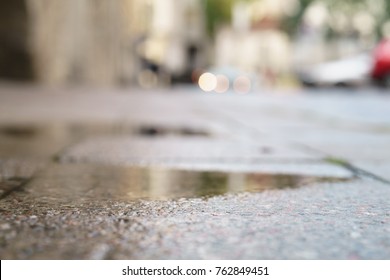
[[371, 38, 390, 87]]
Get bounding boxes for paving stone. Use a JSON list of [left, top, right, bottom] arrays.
[[0, 177, 388, 259], [59, 136, 319, 165], [259, 129, 390, 161]]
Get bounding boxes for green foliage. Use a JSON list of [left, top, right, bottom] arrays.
[[282, 0, 313, 35], [203, 0, 390, 39], [284, 0, 390, 38], [202, 0, 235, 36]]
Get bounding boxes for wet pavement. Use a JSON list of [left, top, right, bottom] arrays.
[[0, 86, 390, 259]]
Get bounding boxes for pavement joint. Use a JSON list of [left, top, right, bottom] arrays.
[[0, 177, 30, 199], [338, 162, 390, 186]]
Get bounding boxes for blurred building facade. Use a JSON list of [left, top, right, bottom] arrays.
[[0, 0, 207, 87], [215, 0, 297, 87], [1, 0, 390, 88], [27, 0, 134, 86]]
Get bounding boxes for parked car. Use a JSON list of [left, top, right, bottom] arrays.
[[371, 38, 390, 87], [296, 53, 372, 87]]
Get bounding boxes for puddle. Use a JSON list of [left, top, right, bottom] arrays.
[[0, 123, 210, 158], [25, 164, 349, 202], [0, 124, 349, 201]]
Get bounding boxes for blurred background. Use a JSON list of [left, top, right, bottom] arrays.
[[1, 0, 390, 91]]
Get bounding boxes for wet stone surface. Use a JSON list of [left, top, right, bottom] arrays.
[[58, 136, 320, 165], [1, 88, 390, 259], [0, 177, 389, 259], [0, 123, 212, 159]]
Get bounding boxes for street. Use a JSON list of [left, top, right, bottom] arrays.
[[0, 85, 390, 259]]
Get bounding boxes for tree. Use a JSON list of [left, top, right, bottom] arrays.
[[202, 0, 235, 36], [284, 0, 390, 39]]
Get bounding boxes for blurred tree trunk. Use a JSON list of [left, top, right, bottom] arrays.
[[26, 0, 134, 86]]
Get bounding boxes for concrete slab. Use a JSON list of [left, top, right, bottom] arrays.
[[0, 177, 388, 259], [59, 136, 318, 162], [261, 129, 390, 162]]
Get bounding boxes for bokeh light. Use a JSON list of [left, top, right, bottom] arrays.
[[233, 75, 251, 94], [215, 75, 230, 93], [198, 72, 217, 92]]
